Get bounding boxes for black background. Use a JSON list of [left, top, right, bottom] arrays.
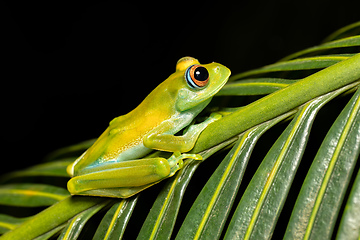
[[2, 1, 360, 174]]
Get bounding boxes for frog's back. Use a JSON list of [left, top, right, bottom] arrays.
[[71, 79, 180, 175], [103, 79, 179, 156]]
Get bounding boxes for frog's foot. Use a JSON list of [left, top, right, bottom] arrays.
[[194, 112, 222, 129], [168, 151, 202, 176], [183, 112, 222, 135]]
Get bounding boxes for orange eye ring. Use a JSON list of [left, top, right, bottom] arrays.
[[185, 65, 209, 89]]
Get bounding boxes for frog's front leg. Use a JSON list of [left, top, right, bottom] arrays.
[[67, 153, 200, 198], [144, 113, 222, 153]]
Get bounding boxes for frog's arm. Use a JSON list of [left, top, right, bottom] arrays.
[[144, 112, 221, 153]]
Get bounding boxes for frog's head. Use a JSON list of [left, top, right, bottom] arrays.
[[175, 57, 231, 112]]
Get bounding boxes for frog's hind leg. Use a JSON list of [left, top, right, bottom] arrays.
[[67, 153, 203, 198], [67, 158, 172, 197]]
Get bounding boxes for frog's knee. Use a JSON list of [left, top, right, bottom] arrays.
[[67, 177, 82, 195]]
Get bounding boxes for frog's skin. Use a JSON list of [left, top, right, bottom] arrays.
[[67, 57, 231, 198]]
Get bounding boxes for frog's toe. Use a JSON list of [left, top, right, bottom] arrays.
[[209, 112, 222, 120], [168, 153, 202, 175], [175, 159, 184, 170], [169, 159, 183, 176]]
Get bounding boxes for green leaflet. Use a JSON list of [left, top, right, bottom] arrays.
[[0, 160, 73, 183], [93, 197, 137, 240], [217, 78, 297, 96], [280, 36, 360, 61], [284, 87, 360, 239], [0, 184, 69, 207], [58, 200, 109, 240], [175, 111, 293, 240], [229, 55, 349, 81], [323, 21, 360, 42], [137, 160, 202, 240], [34, 225, 65, 240], [336, 168, 360, 240]]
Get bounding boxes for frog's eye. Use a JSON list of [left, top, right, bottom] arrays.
[[185, 65, 209, 89]]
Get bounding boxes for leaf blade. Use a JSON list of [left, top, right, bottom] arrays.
[[280, 36, 360, 61], [58, 200, 109, 240], [0, 184, 70, 207], [0, 160, 73, 183], [323, 21, 360, 42], [217, 78, 297, 96], [230, 55, 349, 81], [336, 168, 360, 240], [93, 197, 138, 240]]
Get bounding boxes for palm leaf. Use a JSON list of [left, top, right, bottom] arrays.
[[284, 87, 360, 239], [0, 22, 359, 240]]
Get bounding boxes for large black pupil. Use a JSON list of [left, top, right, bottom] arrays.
[[194, 66, 209, 81]]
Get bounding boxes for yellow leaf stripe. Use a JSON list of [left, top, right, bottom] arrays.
[[228, 82, 289, 88], [149, 168, 180, 240], [61, 213, 81, 239], [103, 200, 126, 240], [0, 221, 17, 231]]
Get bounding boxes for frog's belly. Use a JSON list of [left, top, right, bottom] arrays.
[[90, 140, 153, 167], [79, 142, 152, 175], [115, 142, 152, 162]]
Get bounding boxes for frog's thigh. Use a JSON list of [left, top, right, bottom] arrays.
[[67, 158, 171, 195]]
